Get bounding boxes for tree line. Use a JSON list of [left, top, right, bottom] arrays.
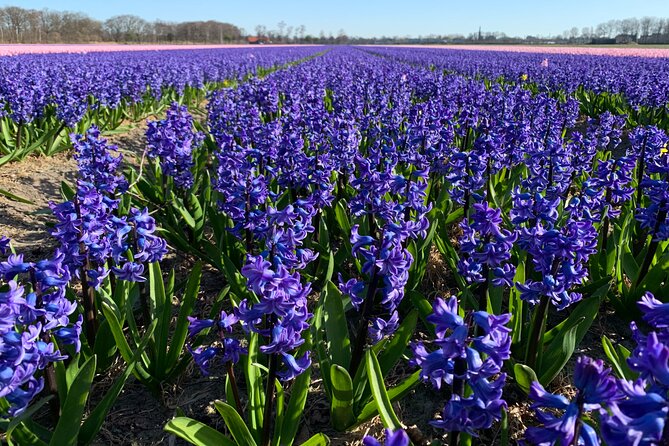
[[0, 6, 243, 43], [558, 17, 669, 44]]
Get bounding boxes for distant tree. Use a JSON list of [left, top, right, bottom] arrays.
[[104, 14, 148, 42]]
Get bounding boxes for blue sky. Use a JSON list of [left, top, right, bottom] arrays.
[[7, 0, 669, 38]]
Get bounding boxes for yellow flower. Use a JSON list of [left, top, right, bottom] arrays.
[[520, 74, 528, 81], [662, 143, 669, 154]]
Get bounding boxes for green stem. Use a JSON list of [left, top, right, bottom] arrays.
[[525, 295, 550, 369], [260, 352, 278, 446]]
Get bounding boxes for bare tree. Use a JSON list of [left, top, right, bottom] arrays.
[[104, 14, 148, 42]]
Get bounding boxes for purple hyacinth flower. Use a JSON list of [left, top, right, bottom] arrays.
[[362, 429, 410, 446]]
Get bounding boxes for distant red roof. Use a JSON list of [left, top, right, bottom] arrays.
[[247, 36, 270, 44]]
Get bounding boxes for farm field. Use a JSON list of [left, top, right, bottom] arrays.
[[1, 44, 669, 446], [394, 44, 669, 58]]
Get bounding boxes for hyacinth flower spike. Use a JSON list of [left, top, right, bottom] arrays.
[[525, 356, 617, 446], [411, 296, 511, 444]]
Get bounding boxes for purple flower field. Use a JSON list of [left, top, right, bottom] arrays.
[[1, 45, 669, 445]]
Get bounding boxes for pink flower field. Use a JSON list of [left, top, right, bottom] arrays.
[[0, 44, 301, 56], [397, 44, 669, 58]]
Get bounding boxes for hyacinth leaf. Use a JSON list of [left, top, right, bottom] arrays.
[[537, 319, 582, 386], [433, 233, 467, 290], [543, 292, 603, 348], [301, 433, 331, 446], [620, 247, 640, 284], [377, 310, 418, 376], [276, 363, 312, 446], [185, 192, 206, 234], [312, 294, 333, 396], [166, 262, 202, 375], [174, 197, 197, 229], [365, 350, 402, 431], [513, 363, 539, 395], [0, 187, 34, 204], [602, 336, 635, 380], [334, 200, 352, 243], [60, 353, 81, 398], [136, 178, 163, 205], [59, 180, 76, 202], [6, 424, 48, 446], [48, 355, 96, 446], [79, 321, 156, 445], [164, 417, 236, 446], [274, 378, 285, 431], [214, 401, 258, 446], [330, 364, 356, 431], [244, 332, 264, 441], [356, 370, 420, 425], [509, 269, 524, 346], [500, 408, 509, 446], [407, 290, 434, 336], [4, 396, 53, 443], [322, 281, 352, 369], [639, 249, 669, 292], [100, 298, 154, 386], [149, 261, 165, 318]]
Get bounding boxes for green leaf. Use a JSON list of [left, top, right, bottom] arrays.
[[356, 370, 420, 425], [49, 356, 97, 446], [214, 401, 258, 446], [513, 364, 538, 395], [443, 207, 464, 226], [164, 417, 236, 446], [100, 298, 153, 384], [60, 181, 76, 201], [543, 294, 603, 348], [244, 333, 263, 441], [151, 262, 171, 375], [365, 350, 401, 430], [377, 310, 417, 376], [602, 336, 635, 380], [329, 365, 356, 431], [334, 200, 351, 237], [0, 187, 34, 204], [300, 433, 331, 446], [277, 365, 312, 446], [166, 262, 202, 373], [407, 290, 434, 336], [538, 321, 581, 386], [5, 396, 53, 441], [322, 281, 351, 369], [6, 423, 48, 446], [79, 322, 156, 445], [175, 200, 197, 229]]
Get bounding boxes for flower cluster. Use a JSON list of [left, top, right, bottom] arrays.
[[526, 356, 617, 445], [410, 297, 511, 436], [51, 185, 166, 286], [71, 125, 128, 197], [342, 158, 431, 343], [600, 293, 669, 445], [634, 126, 669, 241], [146, 102, 204, 190], [237, 255, 312, 380], [186, 310, 246, 376], [457, 202, 517, 287], [0, 241, 81, 416], [581, 156, 635, 221], [512, 190, 598, 310]]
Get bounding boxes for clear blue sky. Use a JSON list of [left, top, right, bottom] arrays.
[[6, 0, 669, 38]]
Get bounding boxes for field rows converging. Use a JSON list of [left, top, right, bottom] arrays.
[[2, 44, 669, 446]]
